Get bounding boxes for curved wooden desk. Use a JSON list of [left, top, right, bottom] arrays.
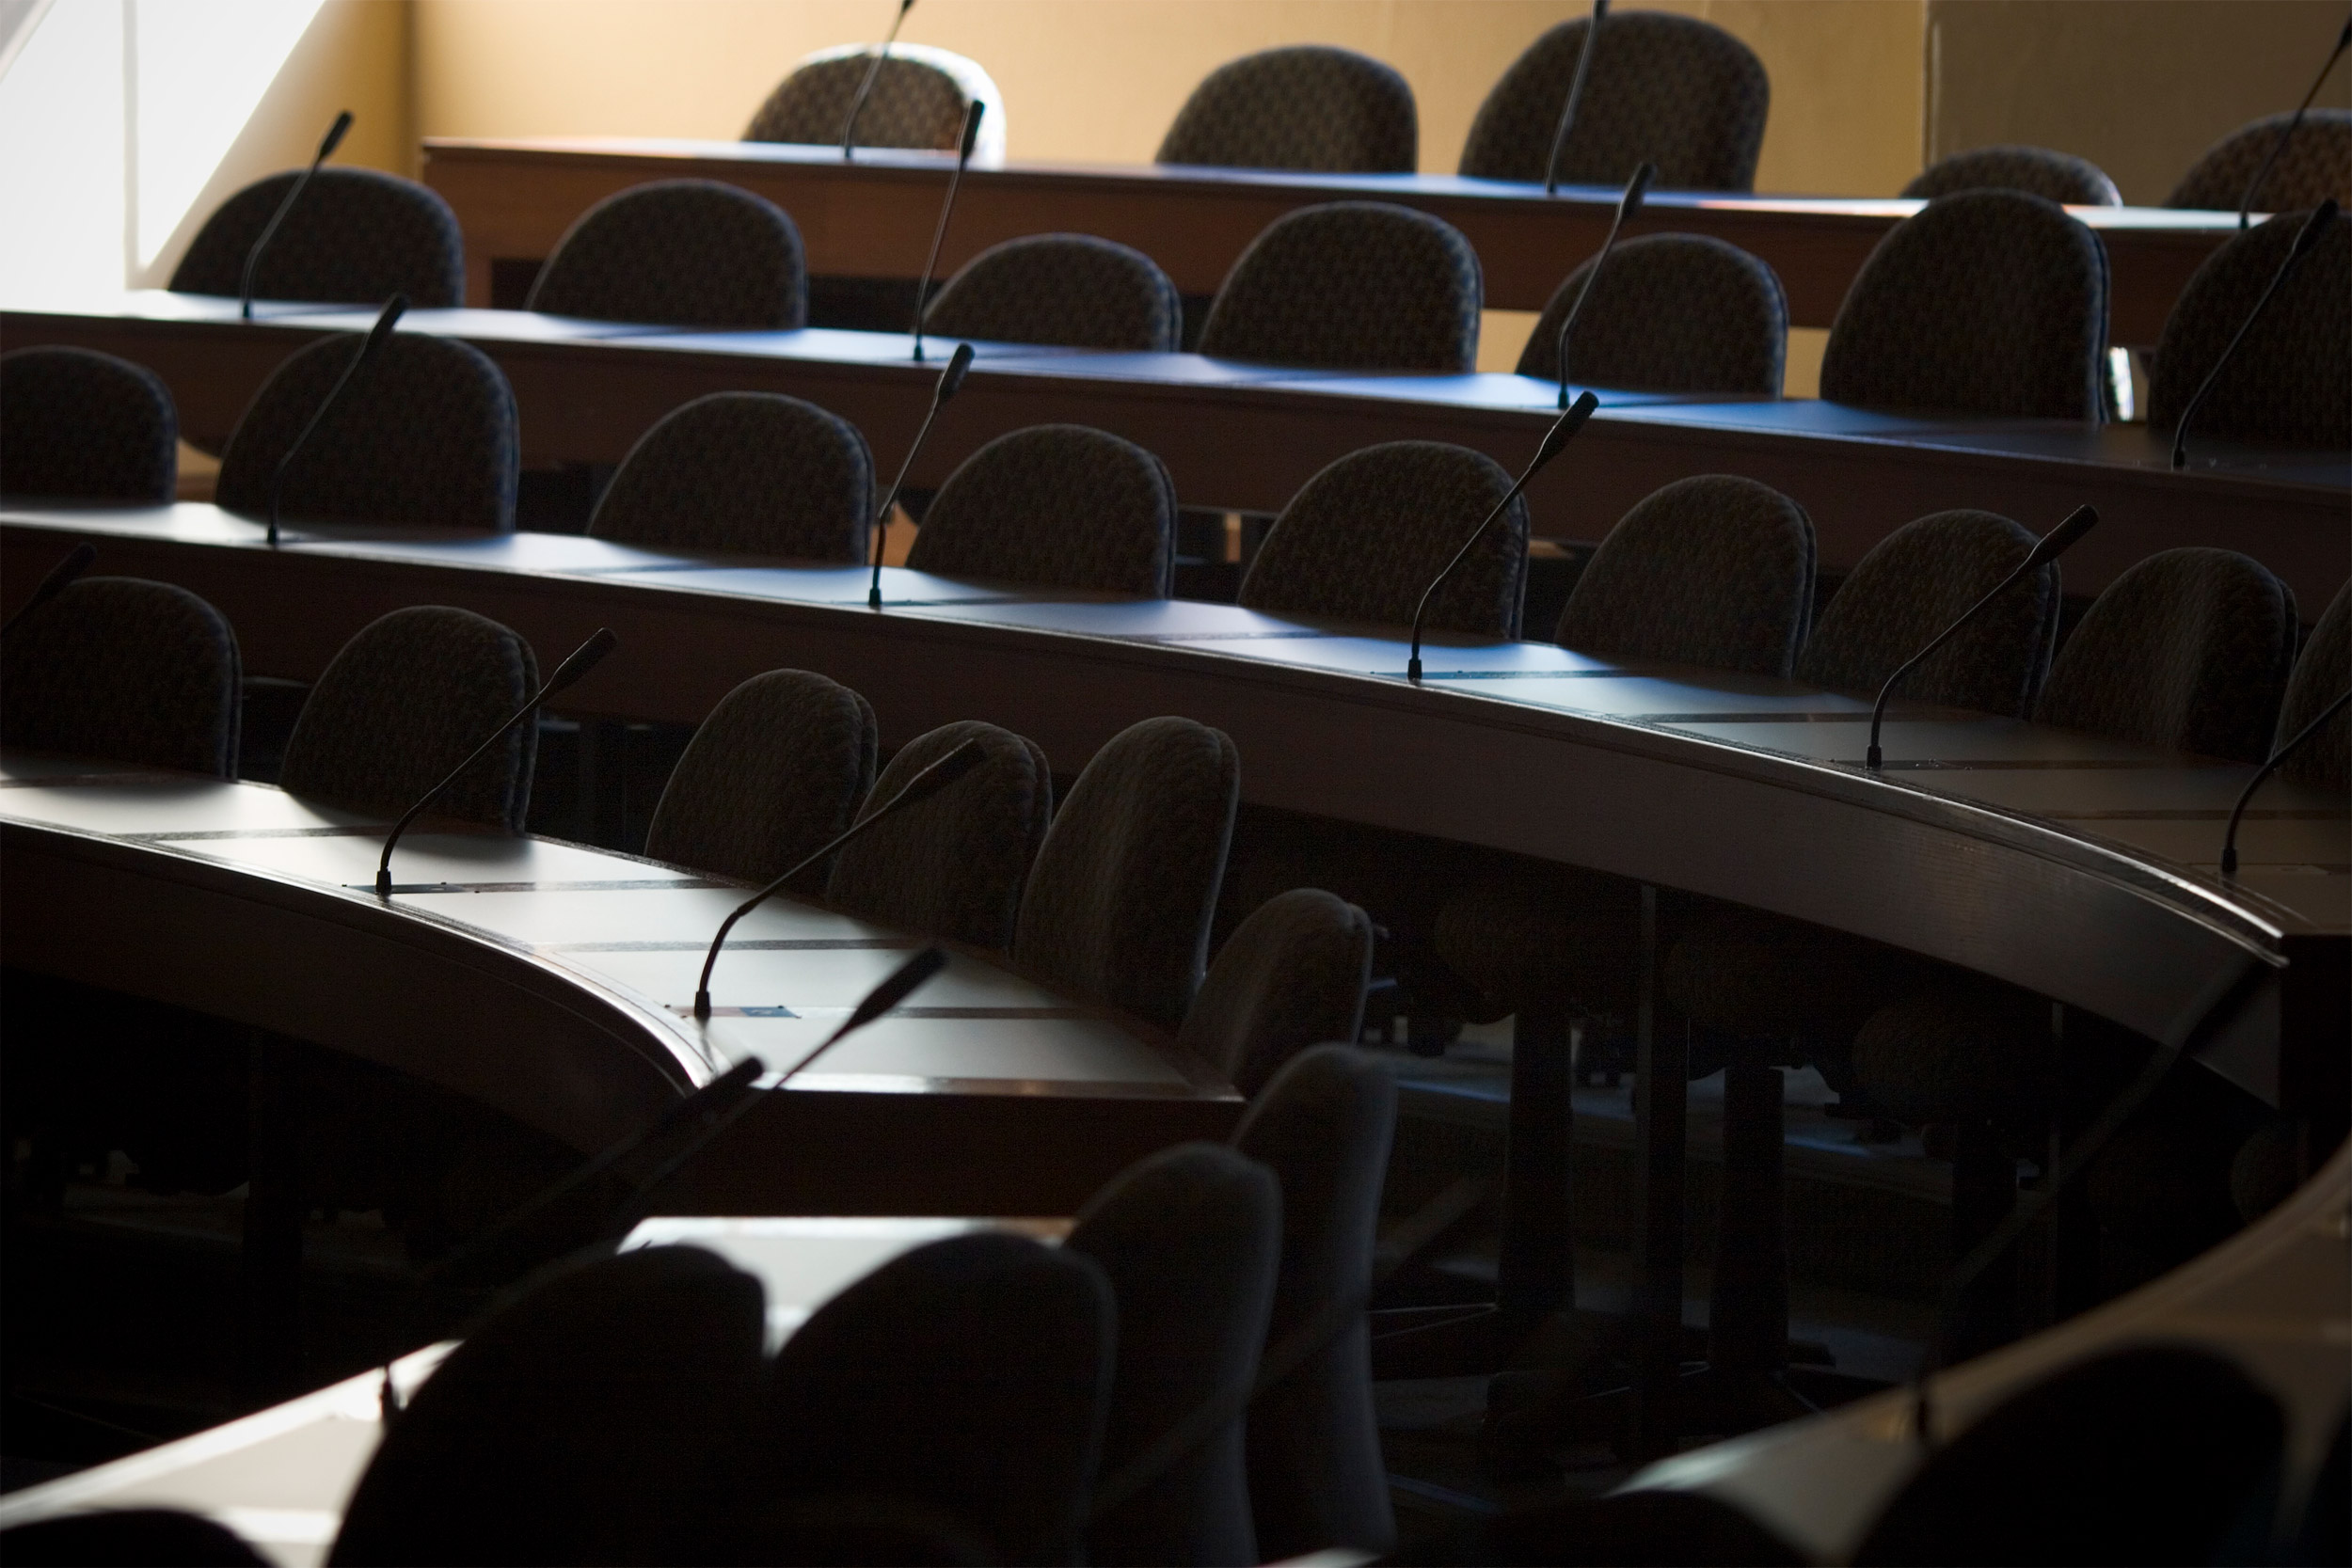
[[0, 760, 1237, 1215], [5, 296, 2344, 608]]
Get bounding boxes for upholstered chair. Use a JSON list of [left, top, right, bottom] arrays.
[[744, 43, 1002, 156], [906, 425, 1177, 596], [2147, 208, 2350, 451], [1179, 889, 1374, 1097], [2167, 109, 2352, 212], [923, 234, 1183, 352], [2278, 579, 2349, 793], [1459, 11, 1769, 191], [644, 669, 878, 888], [1516, 232, 1786, 395], [590, 393, 872, 562], [526, 180, 807, 330], [170, 168, 464, 308], [1903, 146, 2122, 205], [1158, 46, 1417, 174], [1, 577, 241, 776], [0, 347, 178, 502], [1197, 202, 1482, 372]]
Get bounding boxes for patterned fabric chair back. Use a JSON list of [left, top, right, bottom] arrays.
[[0, 347, 178, 502], [1556, 474, 1815, 677], [2167, 109, 2352, 211], [2279, 580, 2349, 793], [1157, 46, 1417, 174], [754, 1233, 1112, 1566], [923, 234, 1182, 352], [1516, 232, 1786, 394], [1902, 145, 2122, 206], [1797, 510, 2061, 717], [0, 577, 241, 776], [1197, 202, 1482, 372], [826, 719, 1051, 953], [279, 605, 539, 829], [590, 392, 871, 561], [331, 1246, 767, 1567], [906, 425, 1176, 597], [1241, 441, 1526, 639], [1820, 190, 2109, 420], [644, 669, 878, 887], [215, 333, 518, 533], [2146, 208, 2351, 451], [1013, 716, 1239, 1031], [526, 180, 807, 329], [168, 167, 464, 308], [1458, 11, 1769, 191], [743, 42, 1005, 157], [2035, 546, 2298, 763], [1178, 888, 1373, 1097], [1067, 1144, 1280, 1568], [1228, 1046, 1398, 1560]]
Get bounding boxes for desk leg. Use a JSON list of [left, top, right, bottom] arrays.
[[1629, 884, 1684, 1458], [1497, 1002, 1575, 1325], [239, 1034, 303, 1403]]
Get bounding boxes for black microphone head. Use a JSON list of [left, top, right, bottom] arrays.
[[889, 737, 987, 812], [960, 99, 985, 159], [1622, 161, 1657, 217], [898, 0, 918, 16], [545, 627, 619, 696], [1537, 389, 1602, 467], [838, 945, 947, 1037], [2293, 198, 2341, 257], [319, 110, 355, 161], [936, 341, 977, 403], [2023, 505, 2098, 570]]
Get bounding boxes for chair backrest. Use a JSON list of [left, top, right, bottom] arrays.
[[1179, 888, 1374, 1097], [525, 180, 807, 329], [923, 234, 1183, 352], [1227, 1045, 1398, 1560], [1066, 1143, 1281, 1568], [330, 1246, 768, 1566], [905, 424, 1176, 597], [744, 42, 1005, 157], [1157, 46, 1417, 174], [1796, 510, 2060, 718], [755, 1232, 1112, 1566], [1458, 11, 1769, 191], [2277, 579, 2348, 793], [2167, 108, 2352, 212], [1197, 202, 1482, 372], [1902, 145, 2122, 206], [2034, 546, 2298, 763], [0, 577, 241, 776], [2146, 208, 2351, 451], [1239, 441, 1526, 638], [589, 392, 872, 561], [1554, 474, 1815, 677], [1013, 717, 1239, 1031], [0, 347, 178, 503], [1820, 190, 2109, 421], [279, 606, 539, 829], [826, 719, 1052, 953], [167, 167, 464, 309], [214, 334, 517, 533], [644, 669, 878, 887], [1515, 232, 1787, 395]]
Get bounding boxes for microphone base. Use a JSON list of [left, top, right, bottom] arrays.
[[373, 871, 393, 897], [692, 992, 712, 1022], [1865, 747, 1883, 770], [868, 589, 883, 610], [1406, 657, 1423, 685]]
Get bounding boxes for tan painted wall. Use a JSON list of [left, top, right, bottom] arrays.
[[1926, 0, 2351, 206]]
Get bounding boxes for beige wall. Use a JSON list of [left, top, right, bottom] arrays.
[[1926, 0, 2351, 205]]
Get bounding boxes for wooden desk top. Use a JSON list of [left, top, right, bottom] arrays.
[[7, 295, 2344, 608], [5, 502, 2342, 1120], [419, 135, 2243, 343]]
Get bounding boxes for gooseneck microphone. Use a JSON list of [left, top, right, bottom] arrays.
[[1407, 391, 1599, 685], [868, 341, 976, 609], [840, 0, 918, 160], [2237, 14, 2351, 229], [1866, 506, 2097, 769], [911, 100, 986, 364], [2221, 689, 2349, 877], [1543, 0, 1609, 197], [1, 543, 98, 640], [2171, 200, 2339, 470], [1551, 161, 1655, 409], [242, 110, 354, 320], [693, 739, 985, 1018], [373, 628, 618, 896], [268, 293, 407, 546]]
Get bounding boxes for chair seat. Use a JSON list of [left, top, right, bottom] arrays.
[[1846, 982, 2038, 1124], [1661, 908, 1918, 1041], [1430, 872, 1642, 1017]]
